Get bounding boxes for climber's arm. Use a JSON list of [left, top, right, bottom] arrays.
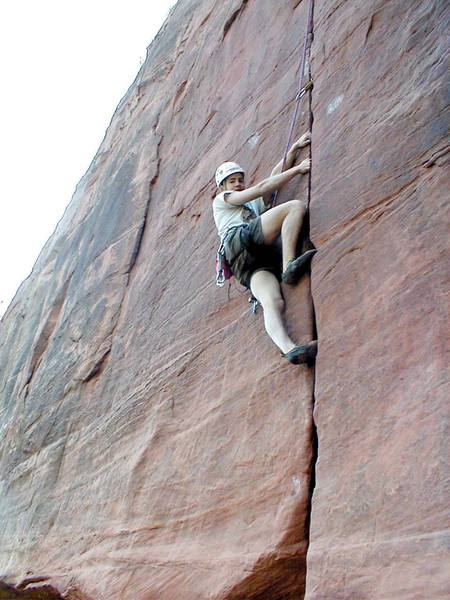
[[261, 131, 311, 206], [224, 161, 310, 207], [270, 131, 311, 177]]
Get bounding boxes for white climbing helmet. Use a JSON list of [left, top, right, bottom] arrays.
[[215, 161, 245, 188]]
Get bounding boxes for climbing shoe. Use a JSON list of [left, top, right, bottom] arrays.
[[282, 249, 316, 285], [283, 340, 318, 365]]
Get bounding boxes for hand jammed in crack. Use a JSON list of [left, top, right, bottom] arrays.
[[290, 131, 312, 151], [212, 131, 318, 365]]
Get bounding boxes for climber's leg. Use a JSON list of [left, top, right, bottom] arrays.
[[249, 269, 295, 354], [260, 199, 306, 271]]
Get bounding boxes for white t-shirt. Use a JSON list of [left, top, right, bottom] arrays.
[[213, 191, 267, 240]]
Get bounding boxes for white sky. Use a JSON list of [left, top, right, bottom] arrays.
[[0, 0, 175, 317]]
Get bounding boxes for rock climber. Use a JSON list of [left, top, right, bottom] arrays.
[[213, 131, 318, 365]]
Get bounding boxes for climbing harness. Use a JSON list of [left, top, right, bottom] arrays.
[[215, 234, 259, 314], [215, 240, 232, 287], [215, 226, 241, 287], [272, 0, 314, 207]]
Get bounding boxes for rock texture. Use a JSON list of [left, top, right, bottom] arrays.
[[0, 0, 448, 599], [307, 1, 450, 598], [0, 1, 315, 598]]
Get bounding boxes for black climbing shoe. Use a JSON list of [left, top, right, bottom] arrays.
[[282, 249, 316, 285], [283, 340, 318, 365]]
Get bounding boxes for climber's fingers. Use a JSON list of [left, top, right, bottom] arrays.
[[292, 131, 311, 151]]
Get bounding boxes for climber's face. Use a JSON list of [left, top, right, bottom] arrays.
[[222, 173, 245, 192]]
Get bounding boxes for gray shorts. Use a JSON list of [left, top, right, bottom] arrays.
[[223, 218, 281, 288]]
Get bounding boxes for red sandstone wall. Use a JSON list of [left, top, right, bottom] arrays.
[[0, 1, 448, 599], [307, 1, 449, 598]]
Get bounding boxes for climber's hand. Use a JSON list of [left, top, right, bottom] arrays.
[[291, 131, 311, 151], [271, 133, 311, 177], [297, 158, 311, 174]]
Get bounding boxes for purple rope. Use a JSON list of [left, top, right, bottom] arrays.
[[272, 0, 314, 206]]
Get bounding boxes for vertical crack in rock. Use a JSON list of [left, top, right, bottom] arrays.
[[304, 0, 318, 596], [223, 2, 318, 598]]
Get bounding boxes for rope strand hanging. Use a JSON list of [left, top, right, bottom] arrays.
[[272, 0, 314, 207]]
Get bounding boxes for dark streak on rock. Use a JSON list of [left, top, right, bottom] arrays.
[[82, 348, 112, 384], [17, 576, 51, 590], [199, 8, 214, 30], [364, 13, 375, 43], [423, 143, 450, 167], [74, 129, 164, 391], [172, 80, 188, 111], [198, 110, 217, 136], [78, 130, 163, 389], [24, 274, 73, 394], [222, 0, 249, 41], [126, 134, 162, 284]]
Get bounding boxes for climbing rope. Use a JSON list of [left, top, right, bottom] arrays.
[[272, 0, 314, 207]]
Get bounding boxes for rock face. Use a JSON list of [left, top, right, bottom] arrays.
[[307, 1, 450, 598], [0, 0, 448, 599]]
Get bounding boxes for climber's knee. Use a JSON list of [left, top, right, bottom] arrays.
[[286, 199, 307, 213], [250, 270, 283, 306], [271, 296, 285, 314], [260, 293, 285, 315]]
